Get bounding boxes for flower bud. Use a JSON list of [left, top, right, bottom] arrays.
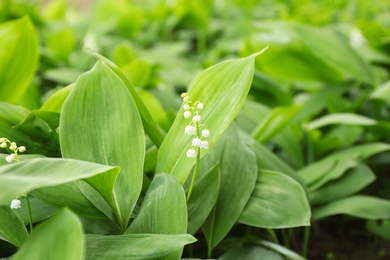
[[0, 142, 7, 148], [197, 103, 204, 110], [10, 199, 21, 209], [192, 115, 201, 122], [202, 129, 210, 138], [184, 111, 192, 119], [192, 138, 201, 147], [18, 146, 26, 153], [186, 149, 197, 158]]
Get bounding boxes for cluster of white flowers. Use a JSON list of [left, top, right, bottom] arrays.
[[0, 137, 26, 163], [181, 93, 210, 158]]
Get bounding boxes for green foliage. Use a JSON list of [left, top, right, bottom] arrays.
[[1, 0, 390, 259]]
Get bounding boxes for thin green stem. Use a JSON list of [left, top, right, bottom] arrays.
[[25, 195, 33, 232], [302, 226, 310, 258], [267, 229, 279, 244], [186, 147, 200, 201]]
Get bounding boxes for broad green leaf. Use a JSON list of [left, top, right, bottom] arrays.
[[370, 80, 390, 102], [202, 125, 258, 251], [0, 16, 38, 103], [309, 163, 376, 205], [12, 208, 84, 260], [40, 84, 73, 113], [313, 195, 390, 220], [60, 61, 144, 230], [299, 143, 390, 187], [219, 245, 284, 260], [239, 170, 311, 228], [251, 105, 302, 143], [0, 158, 119, 206], [156, 48, 267, 184], [187, 164, 220, 235], [308, 113, 377, 130], [0, 207, 28, 248], [92, 52, 164, 147], [246, 22, 371, 83], [248, 136, 306, 188], [125, 174, 187, 260], [126, 174, 187, 234], [85, 234, 196, 260], [32, 183, 107, 219]]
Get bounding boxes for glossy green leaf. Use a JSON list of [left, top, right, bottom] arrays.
[[252, 105, 302, 143], [60, 61, 144, 230], [126, 174, 187, 234], [0, 16, 38, 103], [32, 183, 107, 219], [0, 207, 28, 248], [308, 113, 377, 130], [125, 174, 187, 260], [258, 240, 306, 260], [299, 143, 390, 188], [92, 52, 164, 147], [85, 234, 196, 260], [187, 164, 220, 235], [202, 125, 258, 250], [313, 195, 390, 220], [248, 136, 306, 188], [156, 49, 267, 184], [239, 170, 311, 228], [12, 208, 84, 260], [40, 84, 73, 113], [0, 158, 119, 206], [309, 163, 376, 205]]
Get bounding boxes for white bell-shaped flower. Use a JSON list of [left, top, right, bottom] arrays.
[[192, 138, 201, 147], [10, 199, 21, 209], [186, 149, 197, 158], [202, 129, 210, 138]]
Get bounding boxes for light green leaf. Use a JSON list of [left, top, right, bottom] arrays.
[[92, 52, 164, 147], [187, 164, 220, 235], [12, 208, 84, 260], [85, 234, 196, 260], [248, 136, 306, 188], [309, 163, 376, 205], [60, 61, 145, 230], [247, 22, 371, 83], [0, 158, 119, 206], [239, 170, 311, 228], [251, 105, 302, 143], [202, 125, 258, 251], [0, 207, 28, 248], [308, 113, 377, 130], [40, 84, 74, 113], [156, 49, 267, 184], [370, 80, 390, 102], [125, 174, 187, 260], [126, 174, 187, 234], [313, 195, 390, 220], [0, 16, 38, 103], [32, 183, 107, 219], [299, 143, 390, 188]]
